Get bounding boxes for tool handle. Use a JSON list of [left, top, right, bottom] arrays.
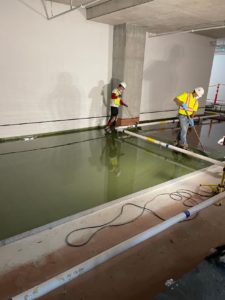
[[184, 109, 206, 152]]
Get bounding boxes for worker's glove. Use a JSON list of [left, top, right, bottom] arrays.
[[181, 103, 188, 110], [124, 103, 128, 107], [189, 118, 194, 127]]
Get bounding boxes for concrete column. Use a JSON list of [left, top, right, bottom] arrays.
[[112, 24, 146, 126]]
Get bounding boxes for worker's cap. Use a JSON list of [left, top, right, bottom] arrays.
[[194, 87, 204, 97], [119, 82, 127, 89]]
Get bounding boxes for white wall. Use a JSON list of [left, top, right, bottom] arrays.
[[207, 54, 225, 104], [140, 32, 215, 121], [0, 1, 113, 138]]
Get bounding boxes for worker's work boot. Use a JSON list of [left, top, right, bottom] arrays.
[[104, 126, 112, 134], [173, 140, 179, 146], [179, 144, 190, 151]]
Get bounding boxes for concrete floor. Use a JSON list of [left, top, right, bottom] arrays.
[[1, 164, 225, 300], [155, 259, 225, 300]]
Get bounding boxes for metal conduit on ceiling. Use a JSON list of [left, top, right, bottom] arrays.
[[41, 0, 110, 20]]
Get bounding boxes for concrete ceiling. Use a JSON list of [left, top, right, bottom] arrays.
[[51, 0, 225, 38]]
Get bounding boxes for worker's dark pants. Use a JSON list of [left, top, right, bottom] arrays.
[[107, 107, 119, 129]]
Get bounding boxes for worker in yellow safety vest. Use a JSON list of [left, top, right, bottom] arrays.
[[105, 82, 128, 133], [173, 87, 204, 150]]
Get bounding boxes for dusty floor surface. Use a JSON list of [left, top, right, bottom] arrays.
[[154, 259, 225, 300], [1, 194, 225, 300]]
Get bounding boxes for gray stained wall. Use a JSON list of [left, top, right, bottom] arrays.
[[140, 32, 215, 121], [0, 0, 217, 138]]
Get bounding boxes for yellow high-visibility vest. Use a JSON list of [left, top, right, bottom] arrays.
[[177, 92, 199, 116], [111, 88, 122, 107]]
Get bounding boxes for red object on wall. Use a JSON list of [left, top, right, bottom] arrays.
[[214, 83, 220, 105]]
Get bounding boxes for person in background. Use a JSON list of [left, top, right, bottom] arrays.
[[173, 87, 204, 150], [105, 82, 128, 133]]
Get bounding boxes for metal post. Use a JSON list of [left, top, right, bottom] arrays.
[[214, 83, 220, 105]]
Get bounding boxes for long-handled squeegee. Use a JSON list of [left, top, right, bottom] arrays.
[[184, 109, 207, 153]]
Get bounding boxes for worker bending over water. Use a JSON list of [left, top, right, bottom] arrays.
[[174, 87, 204, 150]]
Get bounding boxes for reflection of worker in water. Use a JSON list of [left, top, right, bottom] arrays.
[[173, 87, 204, 150], [100, 135, 123, 176], [105, 82, 128, 134], [218, 136, 225, 145]]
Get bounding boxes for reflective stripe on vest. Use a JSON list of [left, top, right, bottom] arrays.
[[111, 88, 121, 107], [179, 93, 196, 115]]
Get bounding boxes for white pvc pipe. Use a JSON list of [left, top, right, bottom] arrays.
[[116, 114, 220, 131], [12, 191, 225, 300], [124, 130, 224, 168], [148, 24, 225, 38]]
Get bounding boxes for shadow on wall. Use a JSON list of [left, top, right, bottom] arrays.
[[87, 80, 112, 171], [88, 80, 111, 127], [143, 45, 184, 111], [48, 72, 81, 121]]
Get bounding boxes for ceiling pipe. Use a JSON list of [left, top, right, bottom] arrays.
[[40, 0, 50, 19], [148, 24, 225, 38], [41, 1, 79, 20], [41, 0, 106, 20], [11, 191, 225, 300]]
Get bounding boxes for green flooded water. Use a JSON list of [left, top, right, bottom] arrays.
[[0, 124, 221, 241]]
